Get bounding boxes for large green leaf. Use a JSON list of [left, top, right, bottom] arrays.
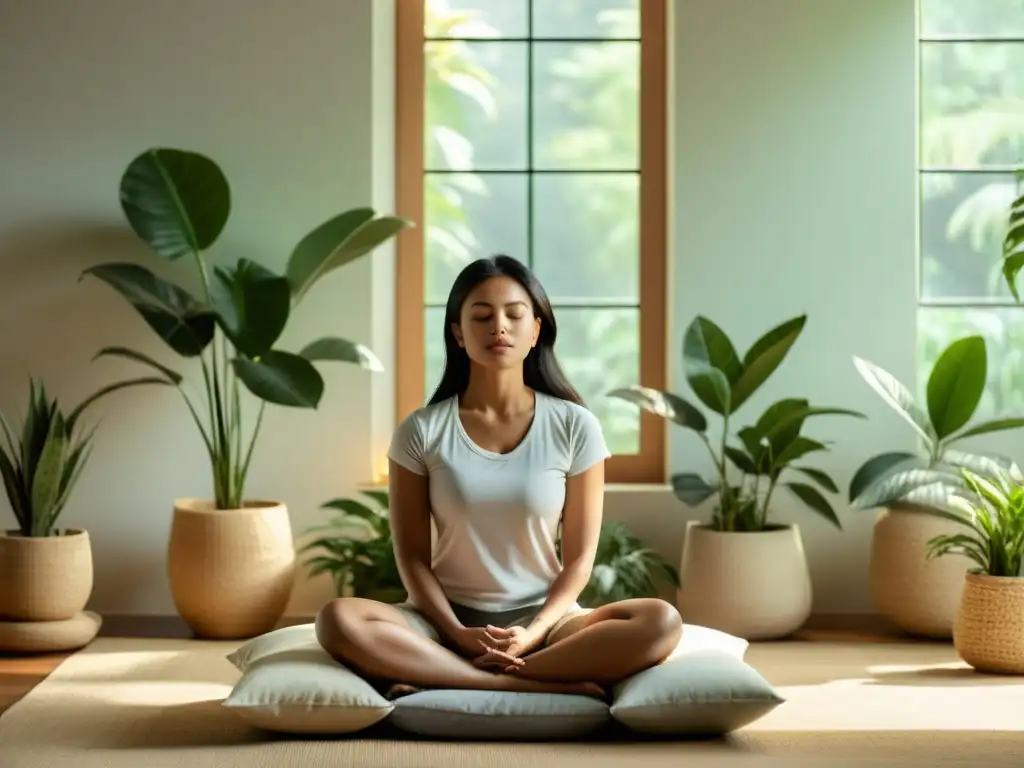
[[773, 436, 828, 467], [848, 450, 920, 504], [670, 473, 718, 506], [1003, 250, 1024, 301], [757, 403, 866, 447], [119, 148, 230, 260], [231, 350, 324, 408], [793, 466, 839, 494], [682, 317, 737, 414], [299, 337, 384, 372], [852, 355, 937, 446], [211, 259, 291, 358], [723, 445, 758, 474], [952, 417, 1024, 442], [786, 482, 842, 529], [755, 398, 810, 453], [925, 335, 987, 439], [81, 262, 215, 357], [286, 209, 412, 302], [731, 315, 806, 410], [942, 449, 1024, 483], [849, 467, 963, 510], [606, 386, 707, 432]]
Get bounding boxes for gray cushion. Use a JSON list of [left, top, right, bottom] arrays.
[[609, 650, 784, 736], [390, 689, 610, 739]]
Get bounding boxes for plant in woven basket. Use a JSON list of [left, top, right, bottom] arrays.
[[568, 521, 680, 608], [0, 377, 154, 537], [300, 490, 406, 603], [80, 147, 411, 511], [848, 335, 1024, 513], [925, 467, 1024, 578], [609, 313, 864, 532]]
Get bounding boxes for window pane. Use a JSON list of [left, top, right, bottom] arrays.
[[920, 171, 1017, 301], [425, 172, 528, 303], [532, 41, 639, 170], [424, 306, 448, 402], [532, 0, 639, 39], [920, 0, 1024, 38], [532, 173, 638, 301], [920, 42, 1024, 168], [426, 41, 527, 170], [918, 307, 1024, 419], [555, 308, 641, 455], [423, 306, 641, 453], [426, 0, 528, 39]]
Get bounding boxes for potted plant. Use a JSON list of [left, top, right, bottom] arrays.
[[846, 336, 1024, 638], [923, 467, 1024, 673], [568, 520, 679, 608], [0, 377, 156, 624], [300, 490, 406, 604], [81, 147, 411, 638], [609, 314, 864, 639]]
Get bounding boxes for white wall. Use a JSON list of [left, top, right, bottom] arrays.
[[0, 0, 918, 617]]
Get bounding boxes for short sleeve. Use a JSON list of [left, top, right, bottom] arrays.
[[388, 411, 427, 475], [568, 407, 612, 476]]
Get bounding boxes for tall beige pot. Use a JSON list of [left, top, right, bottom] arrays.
[[954, 573, 1024, 674], [869, 506, 971, 638], [0, 528, 94, 621], [676, 521, 812, 640], [168, 499, 296, 639]]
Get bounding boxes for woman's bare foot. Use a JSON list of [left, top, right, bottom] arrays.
[[499, 675, 607, 701]]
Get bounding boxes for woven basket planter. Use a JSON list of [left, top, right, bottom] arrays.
[[954, 573, 1024, 675], [869, 506, 971, 638], [167, 499, 296, 639], [677, 521, 813, 640], [0, 528, 94, 621]]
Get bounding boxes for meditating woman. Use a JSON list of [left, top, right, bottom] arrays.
[[315, 255, 683, 700]]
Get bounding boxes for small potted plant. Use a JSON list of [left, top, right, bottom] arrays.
[[924, 467, 1024, 674], [609, 313, 864, 639], [80, 147, 410, 638], [300, 490, 406, 604], [567, 520, 679, 608], [0, 377, 152, 623], [847, 335, 1024, 639]]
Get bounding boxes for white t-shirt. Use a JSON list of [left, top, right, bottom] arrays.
[[387, 390, 611, 613]]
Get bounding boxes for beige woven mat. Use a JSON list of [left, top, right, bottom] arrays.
[[1, 636, 1022, 767]]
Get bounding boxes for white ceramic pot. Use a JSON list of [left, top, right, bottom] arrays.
[[869, 506, 971, 638], [676, 520, 812, 640]]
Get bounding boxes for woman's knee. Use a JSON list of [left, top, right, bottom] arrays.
[[314, 597, 366, 654], [634, 598, 684, 655]]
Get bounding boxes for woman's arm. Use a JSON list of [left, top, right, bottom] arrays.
[[388, 460, 464, 641], [526, 458, 605, 639]]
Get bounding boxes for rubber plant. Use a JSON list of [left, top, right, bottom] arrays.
[[0, 378, 157, 536], [80, 148, 411, 509], [609, 314, 864, 532], [848, 335, 1024, 513]]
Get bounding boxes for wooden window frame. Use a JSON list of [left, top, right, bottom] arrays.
[[394, 0, 668, 484]]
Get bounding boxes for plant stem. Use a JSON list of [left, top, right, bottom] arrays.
[[718, 413, 736, 531]]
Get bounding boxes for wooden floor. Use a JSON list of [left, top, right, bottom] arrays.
[[0, 613, 927, 720]]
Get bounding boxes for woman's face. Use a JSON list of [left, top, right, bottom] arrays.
[[451, 275, 541, 370]]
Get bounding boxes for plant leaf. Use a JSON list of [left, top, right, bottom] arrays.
[[793, 466, 839, 494], [605, 386, 707, 432], [774, 436, 828, 466], [360, 489, 389, 509], [848, 451, 921, 503], [299, 337, 384, 372], [951, 417, 1024, 442], [786, 482, 842, 529], [723, 445, 758, 474], [670, 472, 718, 506], [231, 350, 324, 408], [92, 346, 182, 384], [731, 315, 807, 410], [925, 335, 987, 440], [1003, 250, 1024, 302], [30, 414, 68, 535], [80, 262, 215, 357], [682, 317, 738, 414], [853, 355, 937, 446], [850, 467, 964, 510], [286, 209, 412, 302], [210, 258, 291, 357], [119, 147, 230, 260]]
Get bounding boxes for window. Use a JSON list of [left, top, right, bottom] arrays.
[[395, 0, 668, 483], [917, 0, 1024, 416]]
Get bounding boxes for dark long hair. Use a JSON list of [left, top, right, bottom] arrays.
[[427, 255, 585, 407]]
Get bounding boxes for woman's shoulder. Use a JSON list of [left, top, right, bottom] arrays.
[[395, 396, 455, 435], [537, 392, 604, 437]]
